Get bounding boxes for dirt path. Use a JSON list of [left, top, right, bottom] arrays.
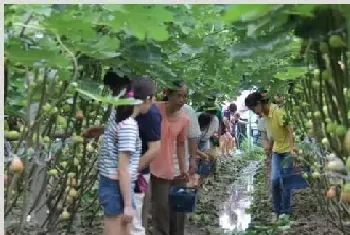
[[183, 157, 250, 235], [248, 167, 345, 235]]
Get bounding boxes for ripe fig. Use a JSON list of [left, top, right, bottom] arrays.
[[76, 111, 84, 121], [326, 187, 336, 199], [10, 156, 24, 173]]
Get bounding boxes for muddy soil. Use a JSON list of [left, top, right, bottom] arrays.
[[8, 157, 349, 235], [248, 168, 347, 235]]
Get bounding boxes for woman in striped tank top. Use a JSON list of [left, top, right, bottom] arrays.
[[98, 72, 156, 235]]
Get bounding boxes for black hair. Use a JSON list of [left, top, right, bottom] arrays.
[[103, 68, 131, 96], [219, 119, 226, 135], [115, 76, 156, 123], [198, 112, 212, 130], [132, 76, 156, 100], [257, 87, 268, 94], [245, 92, 269, 109], [162, 80, 186, 101], [229, 103, 237, 113], [205, 109, 217, 116]]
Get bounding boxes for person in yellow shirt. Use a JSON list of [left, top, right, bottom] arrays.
[[245, 91, 295, 222]]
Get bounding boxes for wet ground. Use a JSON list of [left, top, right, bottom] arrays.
[[219, 161, 259, 233], [184, 157, 249, 235]]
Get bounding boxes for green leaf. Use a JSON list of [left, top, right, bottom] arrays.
[[44, 9, 97, 42], [104, 5, 173, 41], [284, 5, 315, 17], [76, 88, 143, 106], [223, 5, 279, 23], [274, 66, 307, 80], [74, 35, 121, 59], [5, 39, 70, 68]]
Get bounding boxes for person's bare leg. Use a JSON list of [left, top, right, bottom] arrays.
[[104, 215, 121, 235], [219, 135, 226, 156], [232, 137, 236, 153], [121, 222, 132, 235], [226, 137, 233, 155]]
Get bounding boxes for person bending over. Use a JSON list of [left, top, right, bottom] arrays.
[[245, 91, 295, 222]]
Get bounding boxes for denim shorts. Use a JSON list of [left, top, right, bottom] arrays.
[[98, 175, 136, 216]]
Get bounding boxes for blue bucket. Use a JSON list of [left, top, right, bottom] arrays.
[[280, 166, 311, 190], [169, 186, 198, 212], [197, 160, 212, 175]]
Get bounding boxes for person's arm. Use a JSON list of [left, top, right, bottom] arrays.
[[187, 108, 201, 174], [261, 131, 270, 152], [139, 141, 161, 171], [213, 116, 220, 135], [138, 111, 162, 170], [197, 150, 209, 159], [82, 125, 104, 138], [177, 119, 189, 177], [117, 121, 138, 208], [277, 107, 295, 154], [188, 137, 198, 175], [286, 125, 295, 154], [119, 152, 132, 207]]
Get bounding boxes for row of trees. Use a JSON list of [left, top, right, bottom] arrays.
[[3, 4, 350, 235]]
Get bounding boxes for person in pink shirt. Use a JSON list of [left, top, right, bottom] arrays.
[[150, 80, 190, 235]]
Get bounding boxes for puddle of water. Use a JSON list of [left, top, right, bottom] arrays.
[[219, 161, 259, 233]]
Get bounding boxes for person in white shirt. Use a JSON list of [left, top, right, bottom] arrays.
[[257, 88, 272, 191], [173, 104, 201, 177], [197, 111, 219, 151]]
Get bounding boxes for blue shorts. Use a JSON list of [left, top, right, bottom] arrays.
[[98, 175, 136, 216]]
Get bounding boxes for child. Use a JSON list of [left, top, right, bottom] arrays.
[[98, 77, 156, 235]]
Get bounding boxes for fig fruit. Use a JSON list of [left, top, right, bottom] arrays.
[[48, 169, 58, 176], [329, 35, 346, 48], [335, 125, 347, 137], [69, 188, 77, 198], [76, 111, 84, 121], [61, 209, 70, 220], [326, 187, 336, 199], [10, 156, 24, 173], [344, 129, 350, 153], [5, 131, 21, 140], [319, 42, 329, 53]]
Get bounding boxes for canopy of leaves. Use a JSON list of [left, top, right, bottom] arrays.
[[5, 4, 349, 112]]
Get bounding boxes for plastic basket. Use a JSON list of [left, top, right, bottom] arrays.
[[169, 186, 198, 212], [197, 160, 212, 175], [280, 166, 311, 190]]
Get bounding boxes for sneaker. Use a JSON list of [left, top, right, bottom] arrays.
[[278, 213, 290, 221], [270, 213, 279, 223]]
